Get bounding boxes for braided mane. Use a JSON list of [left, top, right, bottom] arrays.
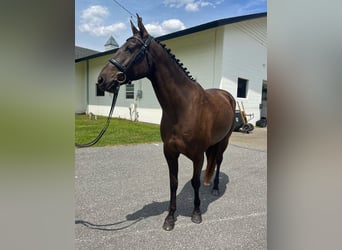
[[155, 39, 195, 81]]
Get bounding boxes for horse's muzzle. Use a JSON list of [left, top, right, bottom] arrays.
[[96, 72, 129, 93]]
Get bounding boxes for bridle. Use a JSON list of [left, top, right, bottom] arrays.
[[108, 35, 153, 85]]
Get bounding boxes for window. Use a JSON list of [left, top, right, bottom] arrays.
[[126, 84, 134, 99], [96, 85, 105, 96], [237, 78, 248, 98]]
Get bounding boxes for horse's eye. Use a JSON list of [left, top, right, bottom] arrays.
[[125, 47, 133, 53]]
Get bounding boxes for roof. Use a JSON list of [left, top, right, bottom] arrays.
[[104, 36, 119, 48], [75, 12, 267, 63], [75, 46, 100, 60], [157, 12, 266, 41], [75, 47, 115, 63]]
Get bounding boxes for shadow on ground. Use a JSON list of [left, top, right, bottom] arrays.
[[76, 171, 229, 231]]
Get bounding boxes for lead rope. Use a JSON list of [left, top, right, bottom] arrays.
[[75, 84, 120, 148]]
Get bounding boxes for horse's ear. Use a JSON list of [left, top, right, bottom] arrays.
[[136, 14, 149, 39], [130, 20, 139, 36]]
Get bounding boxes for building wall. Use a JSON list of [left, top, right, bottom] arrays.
[[162, 27, 223, 89], [75, 61, 87, 113], [220, 17, 267, 123]]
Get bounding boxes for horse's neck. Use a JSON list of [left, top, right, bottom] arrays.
[[147, 46, 200, 112]]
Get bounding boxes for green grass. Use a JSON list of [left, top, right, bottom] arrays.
[[75, 115, 161, 147]]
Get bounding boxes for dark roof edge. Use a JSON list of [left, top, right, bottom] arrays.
[[157, 12, 266, 41], [75, 12, 267, 63], [75, 48, 118, 62]]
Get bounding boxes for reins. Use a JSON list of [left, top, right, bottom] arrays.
[[75, 84, 120, 148]]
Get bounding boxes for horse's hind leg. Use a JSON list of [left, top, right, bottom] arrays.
[[212, 154, 223, 196], [191, 154, 204, 224], [212, 136, 229, 196]]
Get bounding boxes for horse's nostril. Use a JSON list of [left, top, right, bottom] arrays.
[[97, 76, 104, 84]]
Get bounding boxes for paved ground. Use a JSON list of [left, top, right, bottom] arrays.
[[75, 127, 267, 249]]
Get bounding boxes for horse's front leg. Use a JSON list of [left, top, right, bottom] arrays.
[[191, 154, 204, 224], [162, 146, 179, 231]]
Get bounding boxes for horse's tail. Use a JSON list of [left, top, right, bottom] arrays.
[[204, 145, 218, 186], [204, 134, 230, 186]]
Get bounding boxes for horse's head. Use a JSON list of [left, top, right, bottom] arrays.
[[97, 15, 153, 93]]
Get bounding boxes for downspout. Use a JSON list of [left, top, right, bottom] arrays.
[[86, 59, 89, 113], [212, 28, 217, 88]]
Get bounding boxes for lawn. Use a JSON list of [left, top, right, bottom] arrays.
[[75, 114, 161, 147]]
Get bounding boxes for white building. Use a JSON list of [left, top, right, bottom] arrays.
[[75, 13, 267, 125]]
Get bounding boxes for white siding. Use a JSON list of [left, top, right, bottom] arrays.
[[162, 28, 223, 89], [89, 104, 162, 124], [220, 17, 267, 123], [75, 62, 87, 113]]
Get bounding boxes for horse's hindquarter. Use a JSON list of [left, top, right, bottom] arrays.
[[205, 89, 235, 120], [204, 89, 235, 144]]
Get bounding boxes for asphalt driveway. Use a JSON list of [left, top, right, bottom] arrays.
[[75, 128, 267, 249]]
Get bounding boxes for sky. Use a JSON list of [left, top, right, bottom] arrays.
[[75, 0, 267, 52]]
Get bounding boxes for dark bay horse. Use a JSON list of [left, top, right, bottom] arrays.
[[97, 15, 235, 231]]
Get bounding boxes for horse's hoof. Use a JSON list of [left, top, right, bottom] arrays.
[[212, 188, 220, 196], [191, 210, 202, 224], [162, 217, 175, 231]]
